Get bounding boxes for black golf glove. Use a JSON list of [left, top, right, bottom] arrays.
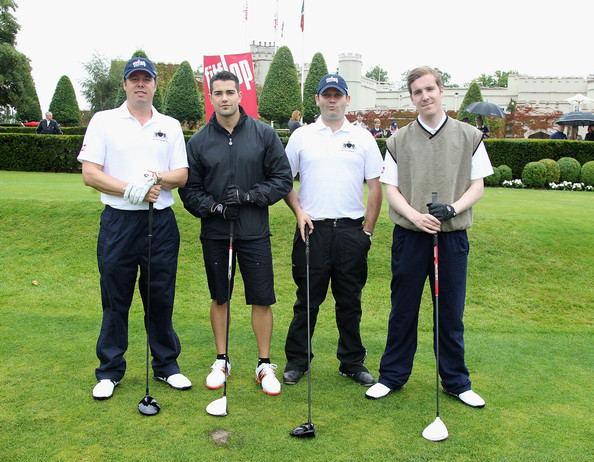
[[223, 184, 256, 205], [427, 202, 457, 222], [211, 202, 239, 220]]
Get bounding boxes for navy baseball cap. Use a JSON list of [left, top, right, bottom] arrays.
[[124, 57, 157, 79], [391, 121, 398, 127], [317, 74, 348, 95]]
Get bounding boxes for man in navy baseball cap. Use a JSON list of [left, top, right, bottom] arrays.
[[123, 57, 157, 80], [317, 73, 348, 95]]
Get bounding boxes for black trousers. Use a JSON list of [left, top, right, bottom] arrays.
[[95, 206, 182, 381], [284, 219, 371, 373]]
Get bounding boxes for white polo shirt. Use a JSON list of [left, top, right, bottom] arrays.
[[380, 113, 493, 186], [286, 117, 384, 220], [78, 103, 188, 210]]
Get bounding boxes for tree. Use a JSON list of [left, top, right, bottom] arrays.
[[49, 75, 81, 125], [366, 65, 388, 83], [0, 0, 40, 121], [0, 0, 19, 46], [16, 70, 41, 122], [81, 52, 120, 115], [303, 52, 328, 123], [259, 46, 302, 125], [456, 81, 484, 124], [474, 70, 517, 88], [162, 60, 203, 129]]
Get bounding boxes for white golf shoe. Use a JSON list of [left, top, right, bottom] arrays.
[[92, 379, 119, 400], [445, 389, 485, 408], [255, 363, 281, 395], [154, 373, 192, 390], [206, 359, 231, 389], [365, 382, 392, 400]]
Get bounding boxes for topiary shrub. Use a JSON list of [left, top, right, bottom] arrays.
[[580, 161, 594, 186], [521, 161, 546, 188], [497, 164, 512, 183], [484, 168, 501, 186], [538, 158, 560, 184], [558, 157, 581, 183]]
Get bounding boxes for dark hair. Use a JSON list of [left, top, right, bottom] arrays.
[[209, 70, 240, 94], [407, 66, 442, 95]]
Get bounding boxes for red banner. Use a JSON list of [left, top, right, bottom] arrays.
[[203, 53, 258, 120]]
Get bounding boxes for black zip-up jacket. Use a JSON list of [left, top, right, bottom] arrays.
[[179, 107, 293, 240]]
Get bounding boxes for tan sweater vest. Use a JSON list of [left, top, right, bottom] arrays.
[[386, 117, 483, 232]]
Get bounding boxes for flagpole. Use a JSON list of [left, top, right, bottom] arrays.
[[301, 0, 305, 117]]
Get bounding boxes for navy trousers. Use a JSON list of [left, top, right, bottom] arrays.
[[378, 225, 471, 394], [95, 206, 182, 381], [284, 219, 371, 374]]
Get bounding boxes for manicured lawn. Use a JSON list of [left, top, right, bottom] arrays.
[[0, 171, 592, 461]]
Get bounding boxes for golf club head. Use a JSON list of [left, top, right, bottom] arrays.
[[422, 417, 448, 441], [138, 394, 161, 416], [290, 422, 315, 438], [206, 396, 228, 417]]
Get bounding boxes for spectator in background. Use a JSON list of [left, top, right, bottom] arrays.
[[475, 116, 490, 138], [584, 125, 594, 141], [369, 118, 385, 138], [386, 121, 398, 138], [461, 117, 471, 124], [289, 110, 305, 134], [353, 111, 367, 129], [36, 112, 63, 135], [550, 124, 567, 140]]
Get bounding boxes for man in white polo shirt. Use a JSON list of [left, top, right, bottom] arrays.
[[283, 74, 383, 387], [78, 57, 191, 401]]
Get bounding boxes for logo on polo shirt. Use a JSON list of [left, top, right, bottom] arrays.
[[153, 130, 168, 141], [342, 141, 356, 151]]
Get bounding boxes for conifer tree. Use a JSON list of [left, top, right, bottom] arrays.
[[48, 75, 81, 125], [259, 46, 301, 125], [163, 61, 203, 129], [303, 52, 328, 123], [457, 81, 483, 125]]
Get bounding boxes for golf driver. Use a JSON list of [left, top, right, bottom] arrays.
[[138, 202, 161, 416], [206, 221, 234, 417], [422, 192, 448, 441], [290, 224, 315, 438]]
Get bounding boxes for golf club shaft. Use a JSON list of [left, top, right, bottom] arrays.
[[223, 221, 234, 399], [146, 202, 154, 395], [305, 224, 311, 424], [431, 192, 440, 418]]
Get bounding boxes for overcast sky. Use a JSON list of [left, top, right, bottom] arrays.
[[14, 0, 592, 113]]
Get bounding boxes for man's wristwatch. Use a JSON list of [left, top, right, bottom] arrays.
[[151, 171, 162, 184]]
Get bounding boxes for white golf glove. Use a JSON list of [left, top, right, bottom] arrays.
[[123, 171, 155, 205]]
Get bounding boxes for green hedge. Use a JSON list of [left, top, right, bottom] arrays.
[[483, 139, 594, 178], [1, 133, 594, 174], [0, 126, 87, 135], [0, 134, 83, 172]]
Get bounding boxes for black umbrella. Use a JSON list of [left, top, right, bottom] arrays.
[[555, 111, 594, 127], [463, 101, 505, 118]]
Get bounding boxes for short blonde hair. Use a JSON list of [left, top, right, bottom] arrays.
[[291, 110, 301, 121]]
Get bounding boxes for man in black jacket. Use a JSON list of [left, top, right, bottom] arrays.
[[36, 112, 63, 134], [179, 70, 292, 397]]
